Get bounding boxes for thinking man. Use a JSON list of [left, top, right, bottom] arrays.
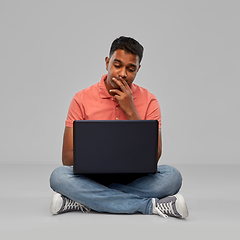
[[50, 36, 189, 218]]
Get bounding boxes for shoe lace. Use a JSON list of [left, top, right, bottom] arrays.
[[156, 201, 176, 218], [63, 198, 91, 213]]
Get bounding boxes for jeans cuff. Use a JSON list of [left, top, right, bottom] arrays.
[[146, 198, 159, 215]]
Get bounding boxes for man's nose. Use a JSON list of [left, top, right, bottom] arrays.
[[119, 67, 127, 78]]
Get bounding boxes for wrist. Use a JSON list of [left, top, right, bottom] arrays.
[[126, 109, 140, 120]]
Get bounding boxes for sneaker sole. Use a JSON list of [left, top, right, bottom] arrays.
[[50, 193, 63, 215], [175, 194, 189, 219]]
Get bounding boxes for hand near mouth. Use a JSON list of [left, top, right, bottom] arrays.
[[109, 77, 140, 120]]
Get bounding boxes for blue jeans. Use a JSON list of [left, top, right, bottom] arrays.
[[50, 165, 182, 215]]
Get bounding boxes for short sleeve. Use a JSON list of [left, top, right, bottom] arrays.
[[145, 96, 162, 129], [65, 93, 84, 128]]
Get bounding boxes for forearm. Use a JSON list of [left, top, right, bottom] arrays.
[[157, 149, 162, 163], [157, 129, 162, 163], [62, 150, 73, 166], [126, 108, 141, 120]]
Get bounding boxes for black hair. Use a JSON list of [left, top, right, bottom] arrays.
[[109, 36, 144, 63]]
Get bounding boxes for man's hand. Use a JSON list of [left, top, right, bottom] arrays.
[[109, 77, 140, 120]]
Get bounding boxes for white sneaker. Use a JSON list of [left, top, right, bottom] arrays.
[[50, 193, 91, 215], [152, 194, 189, 219]]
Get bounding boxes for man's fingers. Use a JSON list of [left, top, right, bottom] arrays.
[[109, 89, 122, 96], [112, 77, 127, 92], [120, 77, 131, 91]]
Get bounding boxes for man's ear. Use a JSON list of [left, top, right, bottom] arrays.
[[105, 57, 109, 71], [137, 64, 141, 72]]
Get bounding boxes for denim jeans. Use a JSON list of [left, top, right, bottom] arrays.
[[50, 165, 182, 215]]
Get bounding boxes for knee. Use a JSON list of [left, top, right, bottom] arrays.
[[158, 165, 183, 195], [170, 166, 182, 191], [49, 166, 72, 192]]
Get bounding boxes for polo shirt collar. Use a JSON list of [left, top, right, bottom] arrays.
[[99, 74, 137, 99]]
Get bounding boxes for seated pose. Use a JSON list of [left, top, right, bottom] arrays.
[[50, 36, 189, 218]]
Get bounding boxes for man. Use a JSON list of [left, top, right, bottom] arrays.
[[50, 36, 189, 218]]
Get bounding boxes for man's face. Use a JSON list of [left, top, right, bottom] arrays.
[[105, 49, 141, 92]]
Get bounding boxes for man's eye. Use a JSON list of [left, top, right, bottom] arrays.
[[128, 68, 135, 72], [114, 65, 121, 68]]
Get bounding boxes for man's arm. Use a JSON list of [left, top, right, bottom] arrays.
[[158, 129, 162, 162], [109, 77, 162, 162], [62, 126, 74, 166]]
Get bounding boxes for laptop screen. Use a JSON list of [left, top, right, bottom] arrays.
[[73, 120, 158, 175]]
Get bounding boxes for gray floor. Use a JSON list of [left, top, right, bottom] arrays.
[[0, 164, 239, 239]]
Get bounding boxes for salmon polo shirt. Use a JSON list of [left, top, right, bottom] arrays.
[[65, 74, 161, 128]]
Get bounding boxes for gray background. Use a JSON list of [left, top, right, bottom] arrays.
[[1, 1, 239, 239], [1, 0, 239, 165]]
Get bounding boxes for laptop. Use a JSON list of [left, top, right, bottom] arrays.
[[73, 120, 158, 184]]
